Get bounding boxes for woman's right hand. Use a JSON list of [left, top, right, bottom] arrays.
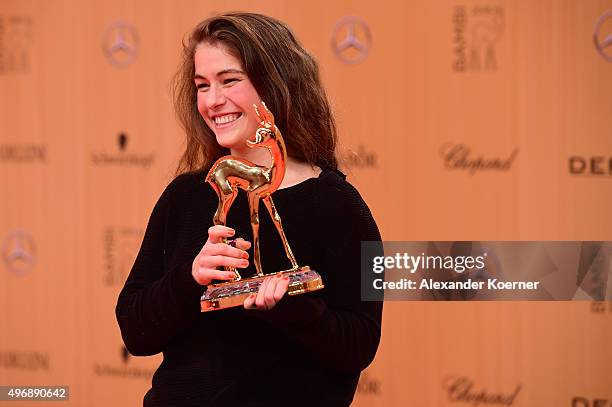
[[192, 225, 251, 286]]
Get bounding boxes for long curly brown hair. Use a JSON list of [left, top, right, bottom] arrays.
[[173, 12, 338, 174]]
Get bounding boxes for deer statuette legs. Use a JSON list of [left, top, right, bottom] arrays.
[[206, 102, 298, 280]]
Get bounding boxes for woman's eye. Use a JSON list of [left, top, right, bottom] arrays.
[[196, 83, 209, 91], [223, 78, 240, 85]]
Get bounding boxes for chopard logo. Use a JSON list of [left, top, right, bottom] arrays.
[[440, 144, 518, 175], [443, 376, 521, 406], [594, 10, 612, 62], [102, 20, 139, 67], [331, 16, 371, 64]]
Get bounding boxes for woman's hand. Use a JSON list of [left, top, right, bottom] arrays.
[[244, 273, 290, 311], [192, 225, 251, 286]]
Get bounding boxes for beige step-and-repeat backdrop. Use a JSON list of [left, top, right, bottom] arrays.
[[1, 0, 611, 405]]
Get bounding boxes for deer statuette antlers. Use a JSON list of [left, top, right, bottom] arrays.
[[205, 102, 298, 280]]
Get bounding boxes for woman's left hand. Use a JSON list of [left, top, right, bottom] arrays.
[[244, 274, 290, 311]]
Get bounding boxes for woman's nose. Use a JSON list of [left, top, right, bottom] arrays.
[[205, 85, 226, 109]]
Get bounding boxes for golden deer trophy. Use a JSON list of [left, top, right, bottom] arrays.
[[200, 102, 323, 312]]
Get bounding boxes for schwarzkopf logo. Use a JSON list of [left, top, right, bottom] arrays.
[[341, 145, 378, 169], [594, 10, 612, 62], [0, 16, 32, 75], [118, 132, 128, 151], [2, 230, 36, 276], [92, 344, 153, 379], [90, 132, 155, 168], [443, 376, 521, 405], [452, 5, 504, 72], [102, 21, 139, 67], [0, 144, 46, 162], [103, 226, 143, 286], [440, 144, 518, 175], [331, 16, 371, 65], [121, 346, 130, 364]]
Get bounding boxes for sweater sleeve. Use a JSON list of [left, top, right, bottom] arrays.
[[115, 177, 204, 356], [248, 177, 383, 373]]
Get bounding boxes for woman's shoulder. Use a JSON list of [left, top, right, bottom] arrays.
[[169, 170, 205, 189], [160, 170, 213, 203], [316, 167, 370, 213], [315, 168, 380, 239], [318, 167, 361, 197]]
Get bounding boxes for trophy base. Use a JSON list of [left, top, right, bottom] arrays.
[[200, 266, 323, 312]]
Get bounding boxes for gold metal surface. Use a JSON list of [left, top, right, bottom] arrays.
[[206, 102, 297, 278], [201, 102, 324, 311]]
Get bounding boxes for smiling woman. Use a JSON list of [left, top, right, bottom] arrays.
[[193, 43, 262, 156], [116, 12, 382, 407], [172, 12, 338, 175]]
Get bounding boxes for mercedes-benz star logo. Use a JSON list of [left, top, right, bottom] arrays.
[[594, 10, 612, 62], [102, 21, 139, 67], [2, 230, 36, 276], [331, 16, 371, 64]]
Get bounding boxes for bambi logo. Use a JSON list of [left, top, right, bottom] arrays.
[[452, 5, 504, 72], [103, 226, 143, 287], [2, 230, 36, 276], [0, 16, 33, 74], [594, 10, 612, 62], [331, 16, 371, 64], [102, 21, 139, 67]]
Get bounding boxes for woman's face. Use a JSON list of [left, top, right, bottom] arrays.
[[194, 42, 262, 152]]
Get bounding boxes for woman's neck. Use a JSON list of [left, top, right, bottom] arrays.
[[230, 146, 271, 167], [229, 147, 321, 190]]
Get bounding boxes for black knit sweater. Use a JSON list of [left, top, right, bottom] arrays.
[[115, 167, 383, 407]]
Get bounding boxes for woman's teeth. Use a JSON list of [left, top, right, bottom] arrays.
[[214, 113, 241, 125]]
